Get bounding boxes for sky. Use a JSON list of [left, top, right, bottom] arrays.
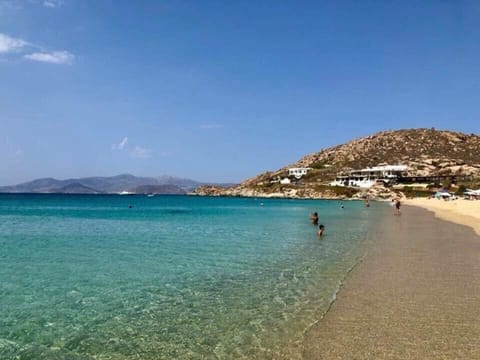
[[1, 0, 480, 185]]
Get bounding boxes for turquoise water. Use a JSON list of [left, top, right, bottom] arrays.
[[0, 195, 381, 359]]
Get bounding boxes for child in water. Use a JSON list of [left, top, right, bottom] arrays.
[[317, 224, 325, 237]]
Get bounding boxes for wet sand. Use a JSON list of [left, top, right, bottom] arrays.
[[302, 205, 480, 359]]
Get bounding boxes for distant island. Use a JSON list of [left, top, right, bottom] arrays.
[[0, 174, 235, 195]]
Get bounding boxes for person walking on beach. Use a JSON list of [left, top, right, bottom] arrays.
[[310, 212, 319, 225], [317, 224, 325, 237], [394, 198, 401, 215]]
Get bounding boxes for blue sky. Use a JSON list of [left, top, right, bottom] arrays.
[[1, 0, 479, 185]]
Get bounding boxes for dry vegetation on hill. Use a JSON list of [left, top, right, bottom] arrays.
[[195, 129, 480, 198], [300, 128, 480, 173]]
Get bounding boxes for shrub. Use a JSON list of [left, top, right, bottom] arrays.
[[402, 186, 431, 198], [316, 185, 359, 197], [441, 179, 452, 189], [456, 184, 467, 196], [310, 160, 328, 169]]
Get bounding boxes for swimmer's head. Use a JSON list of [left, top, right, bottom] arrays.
[[319, 224, 325, 230]]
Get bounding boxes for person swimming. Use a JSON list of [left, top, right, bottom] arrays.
[[310, 212, 319, 225], [317, 224, 325, 237]]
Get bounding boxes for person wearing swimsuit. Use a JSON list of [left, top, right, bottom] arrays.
[[395, 198, 401, 215]]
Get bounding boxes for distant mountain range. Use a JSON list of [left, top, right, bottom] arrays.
[[0, 174, 235, 194]]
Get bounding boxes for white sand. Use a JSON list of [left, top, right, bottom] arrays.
[[405, 198, 480, 236]]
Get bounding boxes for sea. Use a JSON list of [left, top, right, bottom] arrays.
[[0, 194, 383, 360]]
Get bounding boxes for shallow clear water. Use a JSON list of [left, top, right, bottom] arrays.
[[0, 194, 382, 359]]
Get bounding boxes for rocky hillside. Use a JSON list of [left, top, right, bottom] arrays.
[[194, 128, 480, 199]]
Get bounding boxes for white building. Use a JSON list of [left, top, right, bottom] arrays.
[[330, 165, 408, 188], [288, 167, 311, 179]]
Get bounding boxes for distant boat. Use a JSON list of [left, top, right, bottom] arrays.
[[118, 191, 133, 195], [147, 194, 155, 197]]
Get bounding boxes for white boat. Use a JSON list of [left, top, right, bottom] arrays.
[[118, 191, 133, 195]]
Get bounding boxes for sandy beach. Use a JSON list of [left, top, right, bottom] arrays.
[[302, 202, 480, 359], [406, 198, 480, 235]]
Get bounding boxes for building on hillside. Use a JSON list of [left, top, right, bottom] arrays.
[[288, 167, 311, 179], [269, 176, 292, 185], [330, 165, 408, 188]]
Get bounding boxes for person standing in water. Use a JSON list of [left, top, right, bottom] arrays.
[[317, 224, 325, 237], [310, 212, 319, 225]]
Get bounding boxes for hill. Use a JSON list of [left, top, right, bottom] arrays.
[[0, 174, 233, 194], [49, 183, 103, 194], [194, 128, 480, 198]]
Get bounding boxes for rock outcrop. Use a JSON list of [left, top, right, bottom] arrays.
[[193, 128, 480, 200]]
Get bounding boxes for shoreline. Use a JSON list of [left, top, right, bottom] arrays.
[[405, 197, 480, 235], [302, 203, 480, 359]]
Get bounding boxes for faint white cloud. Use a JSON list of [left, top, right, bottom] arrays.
[[130, 146, 152, 159], [24, 50, 74, 64], [42, 0, 63, 8], [0, 33, 28, 53], [0, 1, 23, 12], [14, 149, 24, 157], [112, 137, 129, 150], [112, 137, 152, 159], [200, 123, 223, 129], [1, 0, 63, 10], [0, 32, 73, 65]]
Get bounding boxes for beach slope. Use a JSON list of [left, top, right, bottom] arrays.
[[303, 205, 480, 359]]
